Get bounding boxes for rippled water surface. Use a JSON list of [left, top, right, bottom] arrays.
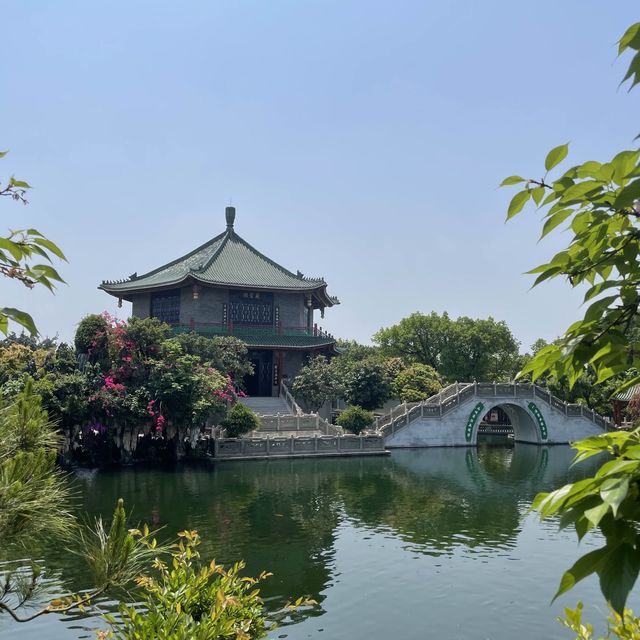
[[1, 444, 624, 639]]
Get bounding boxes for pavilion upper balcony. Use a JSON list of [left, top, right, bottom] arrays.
[[171, 321, 336, 345]]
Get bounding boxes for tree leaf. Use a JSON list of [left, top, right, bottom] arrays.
[[500, 175, 526, 186], [619, 22, 640, 54], [545, 143, 569, 171], [621, 50, 640, 91], [8, 176, 31, 189], [531, 186, 545, 206], [584, 502, 609, 527], [0, 237, 24, 261], [600, 477, 629, 517], [613, 178, 640, 210], [32, 236, 68, 261], [541, 209, 573, 239], [0, 308, 38, 336], [598, 543, 640, 614], [506, 190, 531, 220], [611, 150, 640, 184], [552, 546, 611, 602]]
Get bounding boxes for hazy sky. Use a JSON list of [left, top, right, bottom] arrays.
[[2, 1, 638, 350]]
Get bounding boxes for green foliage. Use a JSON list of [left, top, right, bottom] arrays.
[[75, 314, 110, 356], [147, 340, 229, 429], [336, 405, 373, 435], [173, 333, 253, 383], [559, 602, 640, 640], [341, 358, 391, 410], [103, 530, 273, 640], [334, 339, 382, 364], [0, 379, 73, 550], [373, 312, 520, 382], [75, 498, 161, 590], [0, 151, 66, 336], [1, 497, 166, 623], [373, 312, 451, 370], [291, 356, 342, 412], [393, 363, 442, 402], [503, 21, 640, 619], [0, 317, 247, 464], [532, 431, 640, 614], [502, 24, 640, 392], [123, 316, 172, 359], [221, 403, 260, 438]]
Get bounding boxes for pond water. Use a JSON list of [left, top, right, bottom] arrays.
[[1, 443, 624, 639]]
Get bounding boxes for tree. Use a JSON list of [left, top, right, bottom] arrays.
[[291, 355, 342, 412], [341, 359, 391, 410], [503, 20, 640, 620], [75, 314, 110, 356], [392, 363, 442, 402], [2, 496, 162, 624], [374, 312, 520, 382], [1, 151, 66, 336], [441, 316, 520, 382], [172, 332, 253, 384], [0, 380, 72, 550], [374, 312, 451, 369]]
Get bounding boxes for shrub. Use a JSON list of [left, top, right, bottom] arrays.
[[103, 530, 272, 640], [336, 405, 373, 435], [221, 403, 260, 437]]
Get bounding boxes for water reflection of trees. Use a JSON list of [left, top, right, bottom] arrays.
[[13, 446, 604, 636], [337, 446, 601, 556]]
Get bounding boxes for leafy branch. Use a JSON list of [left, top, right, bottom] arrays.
[[0, 150, 67, 336], [501, 21, 640, 619]]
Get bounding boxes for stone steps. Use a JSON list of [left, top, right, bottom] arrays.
[[238, 396, 292, 416]]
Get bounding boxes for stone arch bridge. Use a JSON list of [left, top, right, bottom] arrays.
[[372, 382, 613, 447]]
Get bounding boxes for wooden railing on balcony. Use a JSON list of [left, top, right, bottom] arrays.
[[172, 321, 335, 341]]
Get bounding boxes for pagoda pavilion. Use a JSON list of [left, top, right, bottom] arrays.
[[100, 207, 339, 397]]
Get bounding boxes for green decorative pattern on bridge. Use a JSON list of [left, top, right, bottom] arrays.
[[465, 402, 485, 443], [527, 402, 548, 440]]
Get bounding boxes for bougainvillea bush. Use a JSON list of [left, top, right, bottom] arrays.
[[0, 314, 253, 464]]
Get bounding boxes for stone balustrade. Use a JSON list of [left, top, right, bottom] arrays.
[[211, 434, 386, 460]]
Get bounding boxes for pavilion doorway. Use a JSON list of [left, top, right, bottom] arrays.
[[244, 350, 273, 397]]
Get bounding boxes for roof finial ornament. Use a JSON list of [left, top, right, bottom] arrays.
[[225, 205, 236, 230]]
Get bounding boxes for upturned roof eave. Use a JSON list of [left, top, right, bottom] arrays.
[[99, 275, 331, 297]]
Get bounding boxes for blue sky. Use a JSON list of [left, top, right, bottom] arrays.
[[2, 1, 638, 350]]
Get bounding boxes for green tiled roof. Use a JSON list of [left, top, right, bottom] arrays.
[[100, 208, 338, 307]]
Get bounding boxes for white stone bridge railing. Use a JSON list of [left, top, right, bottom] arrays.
[[280, 380, 304, 416], [372, 382, 614, 438]]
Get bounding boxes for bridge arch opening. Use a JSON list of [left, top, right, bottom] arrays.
[[478, 406, 514, 443], [474, 403, 540, 445]]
